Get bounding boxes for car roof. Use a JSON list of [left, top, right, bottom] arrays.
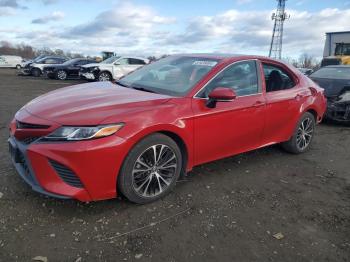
[[170, 53, 281, 62]]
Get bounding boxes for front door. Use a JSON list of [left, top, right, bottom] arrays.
[[192, 60, 266, 165]]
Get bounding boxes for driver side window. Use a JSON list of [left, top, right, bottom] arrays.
[[198, 60, 259, 98]]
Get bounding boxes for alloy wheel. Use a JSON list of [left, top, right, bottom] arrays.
[[57, 70, 67, 80], [132, 144, 178, 198], [99, 72, 111, 81], [296, 117, 314, 150]]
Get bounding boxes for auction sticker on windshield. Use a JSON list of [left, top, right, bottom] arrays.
[[192, 61, 218, 67]]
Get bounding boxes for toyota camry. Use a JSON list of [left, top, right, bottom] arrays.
[[8, 54, 327, 204]]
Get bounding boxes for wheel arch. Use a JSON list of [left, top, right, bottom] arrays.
[[115, 126, 192, 195]]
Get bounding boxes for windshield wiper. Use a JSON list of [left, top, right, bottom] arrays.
[[115, 80, 129, 87], [130, 86, 156, 93]]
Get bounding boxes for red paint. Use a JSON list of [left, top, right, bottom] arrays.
[[9, 55, 327, 201]]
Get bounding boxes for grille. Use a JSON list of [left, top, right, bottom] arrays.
[[49, 160, 84, 188], [16, 121, 50, 130], [21, 136, 41, 145]]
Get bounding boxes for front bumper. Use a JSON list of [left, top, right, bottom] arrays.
[[326, 101, 350, 123], [80, 72, 96, 80], [8, 134, 129, 202], [18, 68, 32, 76]]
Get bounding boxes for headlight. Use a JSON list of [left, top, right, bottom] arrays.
[[43, 124, 124, 141], [91, 67, 99, 71]]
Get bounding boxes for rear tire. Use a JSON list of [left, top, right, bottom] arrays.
[[16, 64, 21, 69], [31, 68, 41, 77], [118, 133, 182, 204], [281, 112, 316, 154]]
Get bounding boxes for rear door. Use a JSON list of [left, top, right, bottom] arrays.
[[192, 60, 266, 165], [260, 61, 308, 144]]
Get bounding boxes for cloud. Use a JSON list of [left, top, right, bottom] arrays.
[[4, 2, 350, 58], [62, 2, 175, 38], [236, 0, 253, 5], [0, 0, 27, 9], [31, 11, 65, 24]]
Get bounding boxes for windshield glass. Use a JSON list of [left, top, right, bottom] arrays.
[[311, 67, 350, 80], [118, 56, 220, 96], [101, 56, 121, 64], [335, 43, 350, 56]]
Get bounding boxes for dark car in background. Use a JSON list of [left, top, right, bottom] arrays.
[[310, 65, 350, 123], [22, 56, 68, 77], [43, 58, 96, 80]]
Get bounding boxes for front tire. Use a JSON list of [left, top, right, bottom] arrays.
[[56, 70, 67, 80], [281, 112, 316, 154], [118, 133, 182, 204], [98, 71, 112, 81], [31, 68, 41, 77]]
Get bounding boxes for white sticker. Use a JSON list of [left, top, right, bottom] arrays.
[[193, 61, 217, 67]]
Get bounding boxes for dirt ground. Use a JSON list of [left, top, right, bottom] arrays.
[[0, 68, 349, 262]]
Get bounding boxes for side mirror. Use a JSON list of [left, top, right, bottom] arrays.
[[206, 87, 236, 108]]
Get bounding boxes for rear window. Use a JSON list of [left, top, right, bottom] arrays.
[[311, 67, 350, 79]]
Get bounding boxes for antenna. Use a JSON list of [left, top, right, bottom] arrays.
[[268, 0, 290, 59]]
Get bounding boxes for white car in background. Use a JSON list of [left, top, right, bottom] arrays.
[[80, 56, 149, 81], [0, 55, 23, 69]]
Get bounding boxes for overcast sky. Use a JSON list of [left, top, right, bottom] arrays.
[[0, 0, 350, 58]]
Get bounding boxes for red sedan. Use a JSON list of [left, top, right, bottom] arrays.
[[8, 54, 327, 203]]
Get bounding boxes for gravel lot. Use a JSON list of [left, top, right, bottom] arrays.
[[0, 68, 349, 262]]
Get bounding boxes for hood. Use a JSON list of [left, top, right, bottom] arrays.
[[310, 77, 350, 97], [82, 63, 105, 68], [22, 82, 172, 125]]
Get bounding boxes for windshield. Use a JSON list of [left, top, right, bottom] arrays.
[[335, 43, 350, 56], [118, 56, 220, 96], [311, 67, 350, 80], [100, 56, 121, 64]]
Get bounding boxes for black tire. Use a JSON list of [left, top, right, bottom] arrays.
[[281, 112, 316, 154], [56, 70, 67, 80], [98, 71, 112, 81], [118, 133, 182, 204], [16, 64, 21, 69], [31, 68, 41, 77]]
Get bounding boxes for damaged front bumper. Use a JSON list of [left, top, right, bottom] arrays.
[[326, 91, 350, 122]]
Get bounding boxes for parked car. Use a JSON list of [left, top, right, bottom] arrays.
[[8, 54, 326, 203], [309, 65, 350, 123], [0, 55, 23, 69], [297, 67, 313, 76], [43, 58, 97, 80], [80, 56, 149, 81], [22, 56, 68, 77], [20, 55, 47, 69]]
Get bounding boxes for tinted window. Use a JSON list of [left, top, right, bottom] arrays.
[[44, 58, 61, 64], [310, 67, 350, 80], [263, 64, 295, 92], [197, 60, 259, 98], [128, 58, 146, 65]]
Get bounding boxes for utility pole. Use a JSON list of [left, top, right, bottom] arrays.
[[268, 0, 290, 59]]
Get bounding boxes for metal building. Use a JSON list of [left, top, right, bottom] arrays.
[[323, 31, 350, 57]]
